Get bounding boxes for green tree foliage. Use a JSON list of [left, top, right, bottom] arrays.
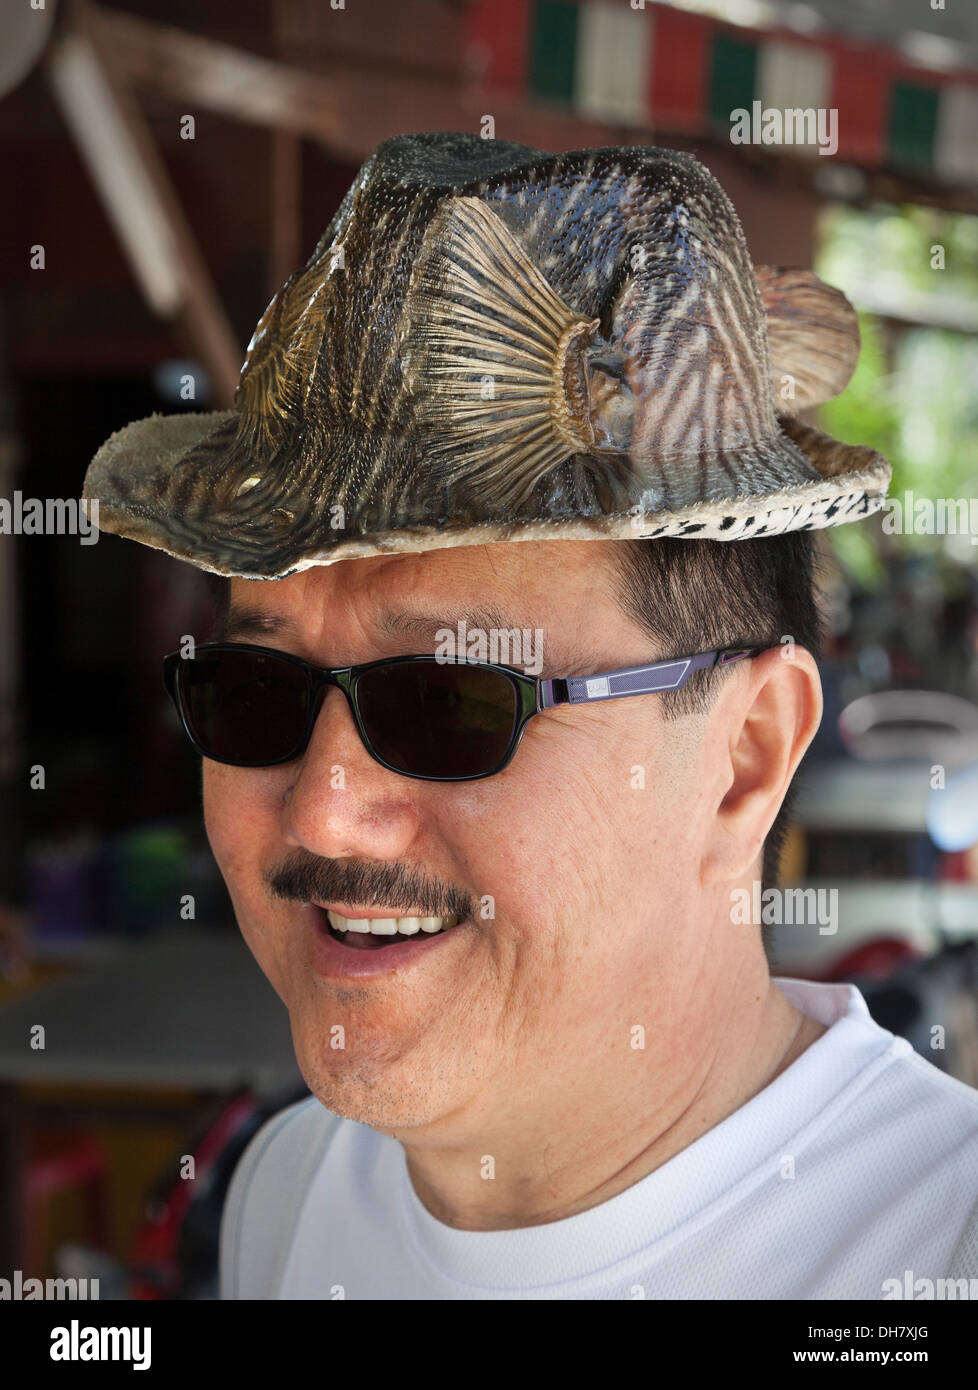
[[814, 204, 978, 585]]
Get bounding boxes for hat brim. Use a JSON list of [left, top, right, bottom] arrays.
[[82, 408, 891, 578]]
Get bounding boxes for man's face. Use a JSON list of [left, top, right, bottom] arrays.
[[203, 540, 730, 1136]]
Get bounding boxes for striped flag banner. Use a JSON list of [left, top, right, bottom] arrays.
[[464, 0, 978, 185], [935, 85, 978, 182], [575, 1, 652, 124]]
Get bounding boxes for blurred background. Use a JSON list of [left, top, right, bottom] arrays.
[[0, 0, 975, 1298]]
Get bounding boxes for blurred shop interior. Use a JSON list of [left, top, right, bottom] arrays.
[[0, 0, 977, 1296]]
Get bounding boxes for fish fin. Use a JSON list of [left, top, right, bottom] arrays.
[[403, 196, 600, 512], [231, 256, 334, 468], [755, 267, 859, 410]]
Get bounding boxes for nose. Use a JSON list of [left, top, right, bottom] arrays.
[[281, 685, 422, 861]]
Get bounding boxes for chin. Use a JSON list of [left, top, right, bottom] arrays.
[[289, 1018, 447, 1132]]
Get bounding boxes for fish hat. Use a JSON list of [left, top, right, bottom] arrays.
[[83, 132, 890, 578]]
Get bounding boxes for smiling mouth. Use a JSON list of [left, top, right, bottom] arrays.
[[322, 908, 462, 950]]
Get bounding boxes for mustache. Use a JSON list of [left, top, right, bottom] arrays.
[[264, 850, 475, 920]]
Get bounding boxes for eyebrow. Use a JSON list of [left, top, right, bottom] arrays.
[[376, 606, 518, 641], [379, 607, 571, 677], [218, 604, 572, 678], [219, 607, 299, 643]]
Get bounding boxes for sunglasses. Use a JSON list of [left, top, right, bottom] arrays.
[[162, 641, 763, 782]]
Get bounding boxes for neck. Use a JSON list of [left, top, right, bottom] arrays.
[[398, 936, 825, 1232]]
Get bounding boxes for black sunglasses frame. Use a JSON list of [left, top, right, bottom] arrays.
[[163, 640, 764, 783]]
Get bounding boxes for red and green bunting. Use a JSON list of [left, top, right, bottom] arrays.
[[464, 0, 978, 183]]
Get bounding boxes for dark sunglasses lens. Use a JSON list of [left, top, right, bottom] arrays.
[[355, 661, 520, 778], [177, 649, 310, 764]]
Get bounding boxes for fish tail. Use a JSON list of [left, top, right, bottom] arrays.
[[402, 196, 602, 512]]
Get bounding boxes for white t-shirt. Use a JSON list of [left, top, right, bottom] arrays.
[[220, 977, 978, 1299]]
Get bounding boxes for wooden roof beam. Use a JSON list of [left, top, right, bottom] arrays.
[[45, 0, 243, 405]]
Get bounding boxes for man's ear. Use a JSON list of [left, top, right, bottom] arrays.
[[700, 646, 822, 887]]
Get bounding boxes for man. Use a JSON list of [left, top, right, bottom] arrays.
[[84, 134, 978, 1299]]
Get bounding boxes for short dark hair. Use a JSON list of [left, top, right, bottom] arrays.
[[612, 532, 824, 969]]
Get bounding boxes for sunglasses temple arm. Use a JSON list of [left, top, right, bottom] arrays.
[[537, 648, 756, 711]]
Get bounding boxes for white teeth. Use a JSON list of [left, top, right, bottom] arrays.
[[369, 918, 398, 935], [326, 909, 459, 936]]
